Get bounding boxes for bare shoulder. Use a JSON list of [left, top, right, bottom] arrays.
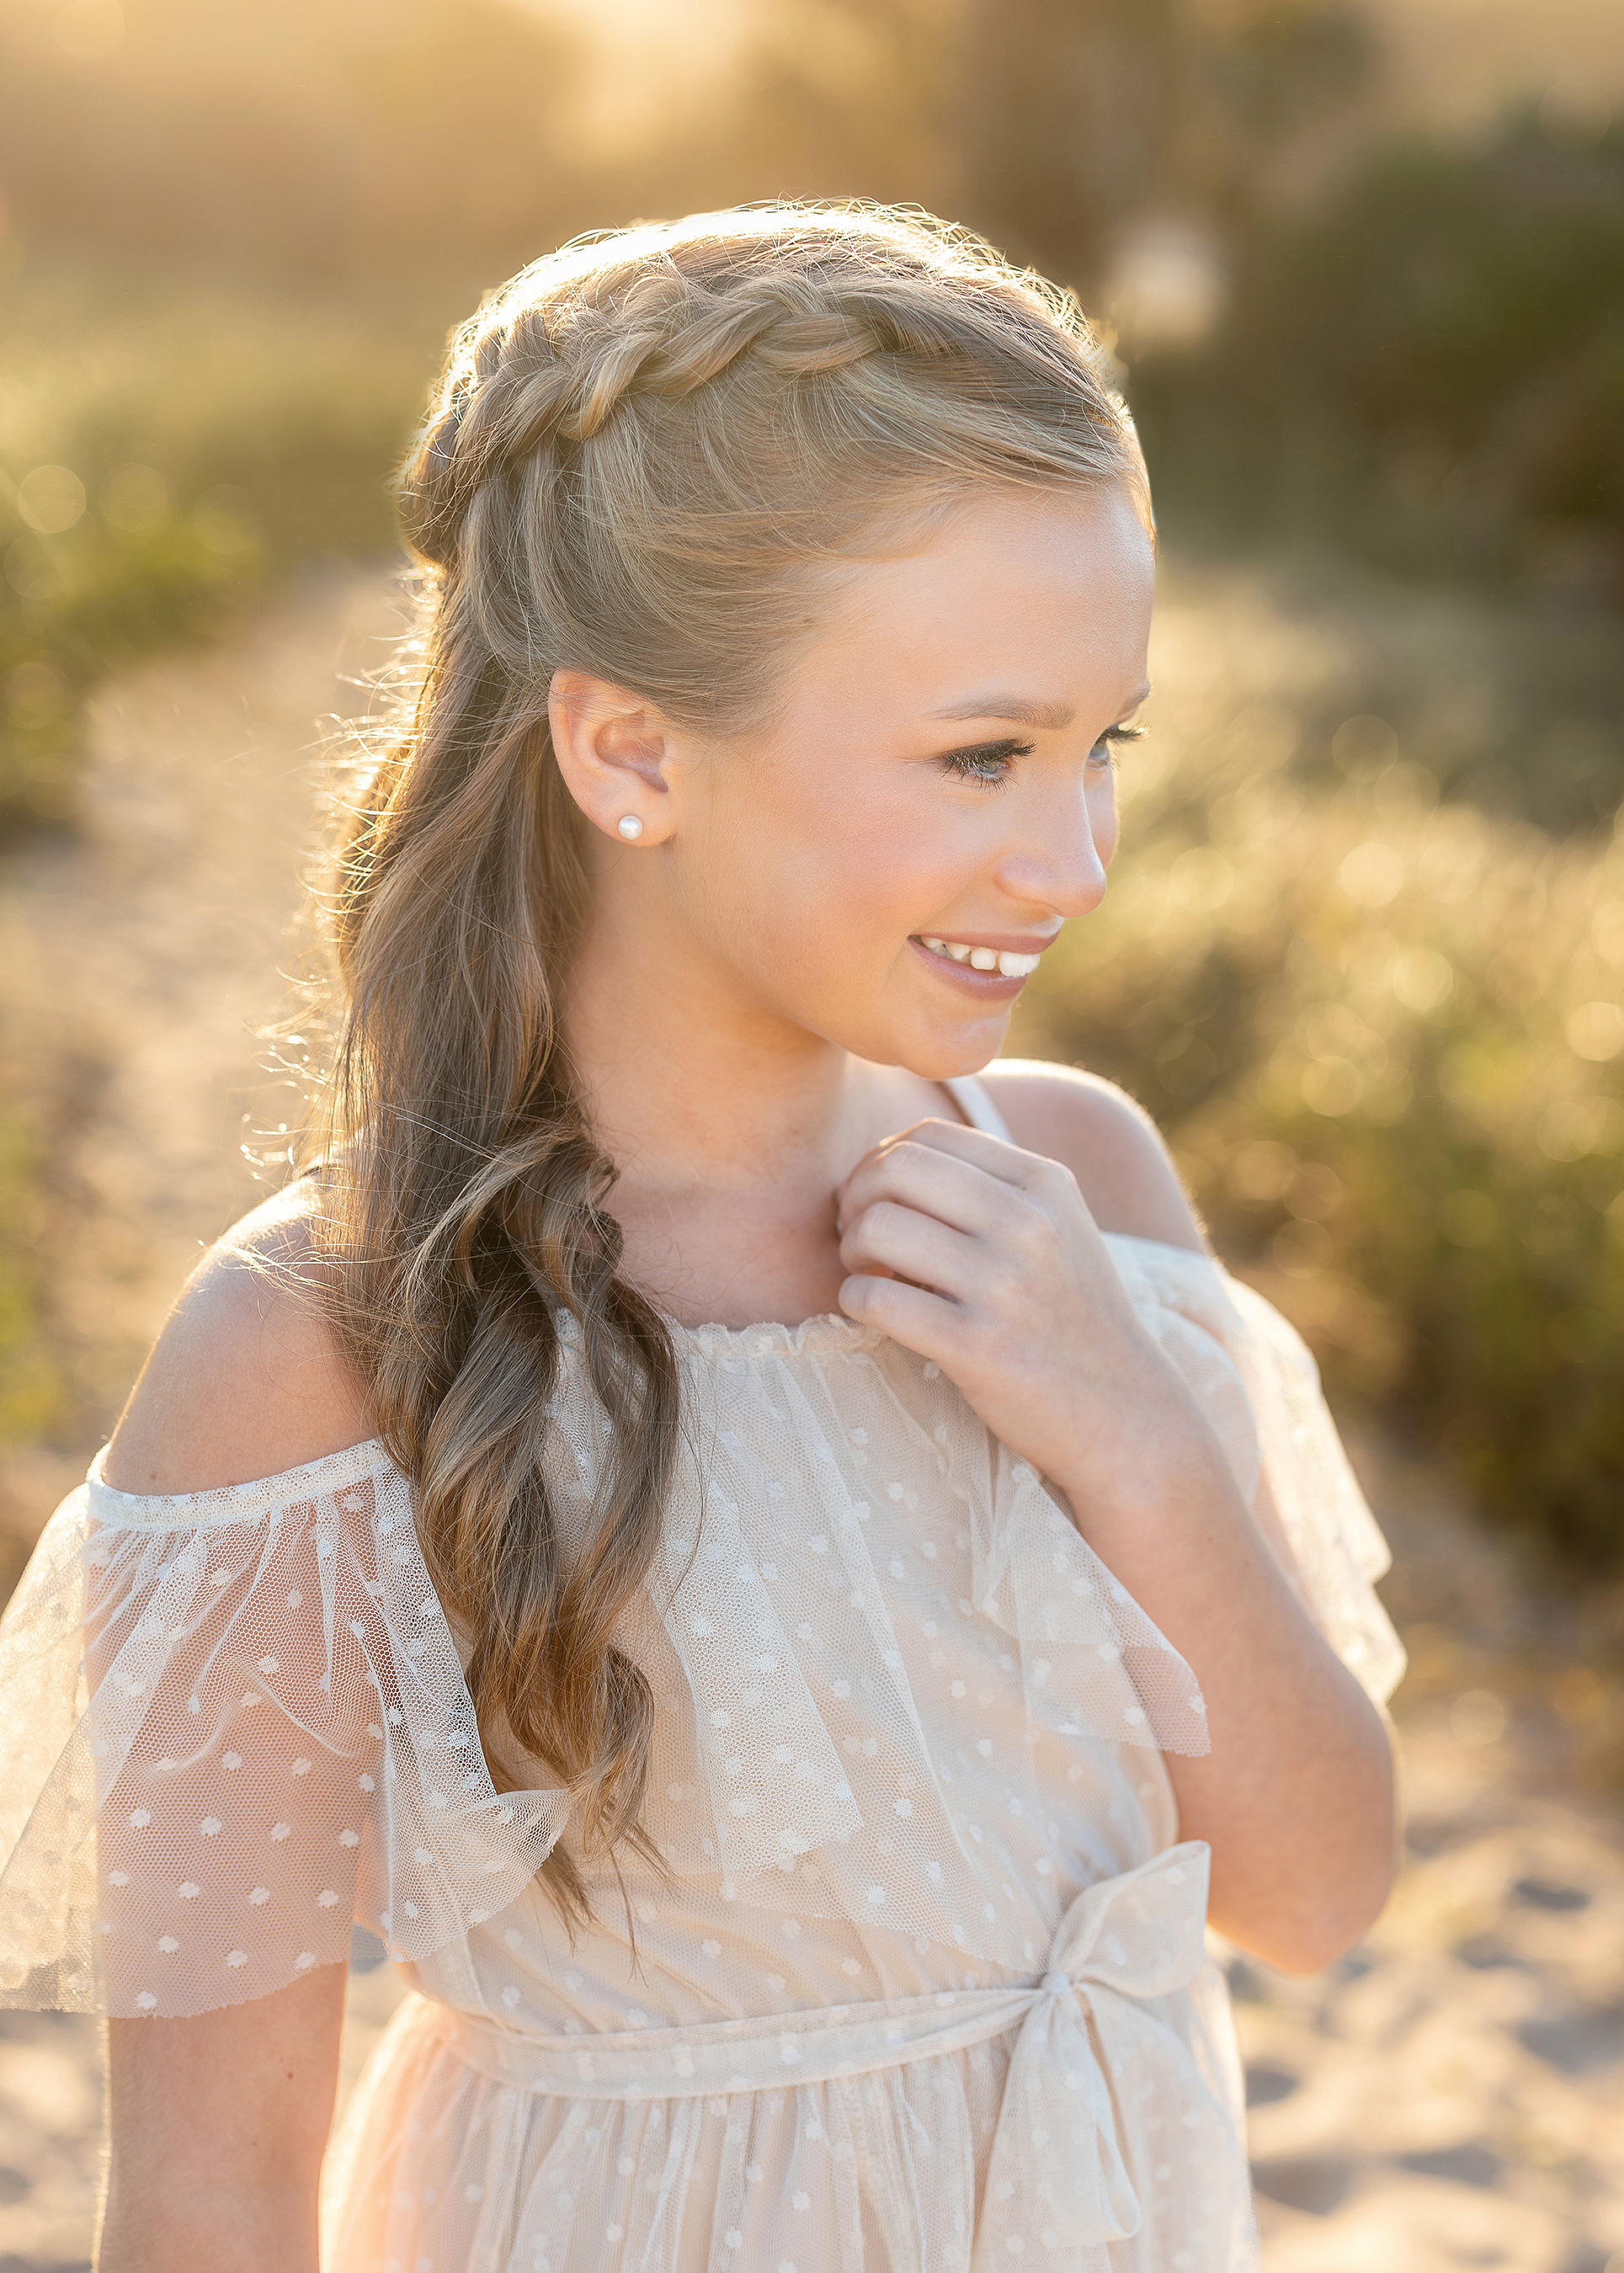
[[978, 1061, 1206, 1253], [103, 1179, 372, 1497]]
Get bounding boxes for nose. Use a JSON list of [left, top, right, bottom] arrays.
[[994, 782, 1109, 920]]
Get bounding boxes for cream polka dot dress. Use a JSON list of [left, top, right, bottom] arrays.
[[0, 1081, 1403, 2272]]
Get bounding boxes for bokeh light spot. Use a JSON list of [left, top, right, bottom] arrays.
[[16, 466, 87, 536], [1339, 842, 1405, 909], [1566, 1001, 1624, 1063]]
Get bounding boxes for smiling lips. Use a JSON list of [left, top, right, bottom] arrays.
[[918, 934, 1045, 977]]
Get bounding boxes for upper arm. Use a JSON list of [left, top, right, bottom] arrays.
[[104, 1180, 372, 1495], [103, 1964, 346, 2270], [981, 1061, 1206, 1252], [94, 1191, 367, 2258]]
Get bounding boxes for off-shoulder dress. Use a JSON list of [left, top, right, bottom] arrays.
[[0, 1078, 1403, 2273]]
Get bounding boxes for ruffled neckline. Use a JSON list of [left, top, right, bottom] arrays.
[[669, 1313, 882, 1360], [83, 1233, 1225, 1518], [660, 1232, 1220, 1354]]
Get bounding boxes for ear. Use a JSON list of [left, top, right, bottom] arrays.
[[548, 668, 680, 846]]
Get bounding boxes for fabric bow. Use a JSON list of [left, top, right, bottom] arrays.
[[972, 1840, 1215, 2271]]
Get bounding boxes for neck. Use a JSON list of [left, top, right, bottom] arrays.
[[565, 906, 872, 1201]]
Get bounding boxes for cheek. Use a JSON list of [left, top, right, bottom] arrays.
[[735, 765, 969, 955]]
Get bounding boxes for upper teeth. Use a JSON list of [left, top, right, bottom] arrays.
[[921, 937, 1041, 977]]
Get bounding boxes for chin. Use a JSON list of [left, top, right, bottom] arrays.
[[885, 1019, 1013, 1081]]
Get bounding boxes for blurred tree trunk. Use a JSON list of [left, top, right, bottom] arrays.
[[954, 0, 1382, 295]]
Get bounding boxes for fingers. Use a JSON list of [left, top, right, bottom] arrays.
[[838, 1269, 965, 1365], [837, 1124, 1080, 1264], [862, 1115, 1038, 1190], [838, 1140, 990, 1242], [838, 1196, 977, 1296], [838, 1119, 1069, 1238]]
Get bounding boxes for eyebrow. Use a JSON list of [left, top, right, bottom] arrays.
[[927, 683, 1150, 731]]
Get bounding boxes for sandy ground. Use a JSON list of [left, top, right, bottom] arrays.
[[0, 570, 1619, 2270]]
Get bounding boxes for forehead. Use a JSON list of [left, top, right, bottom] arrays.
[[796, 487, 1155, 718]]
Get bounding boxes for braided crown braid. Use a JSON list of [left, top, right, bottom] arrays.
[[311, 203, 1146, 1928]]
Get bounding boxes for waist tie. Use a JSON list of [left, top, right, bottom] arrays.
[[439, 1840, 1216, 2272]]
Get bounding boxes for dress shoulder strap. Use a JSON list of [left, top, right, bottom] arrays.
[[942, 1074, 1013, 1142]]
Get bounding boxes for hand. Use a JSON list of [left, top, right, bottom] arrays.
[[839, 1121, 1402, 1975], [834, 1119, 1211, 1512]]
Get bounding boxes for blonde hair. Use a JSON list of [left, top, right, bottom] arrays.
[[313, 202, 1146, 1924]]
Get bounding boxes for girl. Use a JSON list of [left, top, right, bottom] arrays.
[[0, 205, 1403, 2273]]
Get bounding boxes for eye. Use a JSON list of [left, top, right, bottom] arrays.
[[938, 737, 1034, 789], [1090, 722, 1147, 771]]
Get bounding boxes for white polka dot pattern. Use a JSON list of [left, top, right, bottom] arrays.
[[0, 1236, 1402, 2273], [0, 1445, 569, 2019]]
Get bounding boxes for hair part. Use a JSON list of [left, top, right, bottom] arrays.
[[307, 199, 1147, 1926]]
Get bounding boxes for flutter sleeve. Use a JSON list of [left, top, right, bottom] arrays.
[[1104, 1236, 1408, 1709], [0, 1444, 570, 2019]]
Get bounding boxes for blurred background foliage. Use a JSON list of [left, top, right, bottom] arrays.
[[0, 0, 1620, 1588]]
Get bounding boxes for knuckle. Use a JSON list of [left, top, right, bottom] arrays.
[[1005, 1195, 1048, 1248], [990, 1256, 1030, 1307], [885, 1142, 931, 1187], [842, 1201, 875, 1244], [935, 1302, 973, 1349]]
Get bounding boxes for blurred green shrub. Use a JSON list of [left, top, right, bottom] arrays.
[[1, 285, 421, 834], [0, 1105, 62, 1444], [1016, 694, 1624, 1578], [958, 0, 1381, 289], [1132, 112, 1624, 604]]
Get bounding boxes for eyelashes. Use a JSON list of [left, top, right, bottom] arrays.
[[937, 723, 1147, 790], [939, 737, 1036, 784], [1096, 722, 1147, 768]]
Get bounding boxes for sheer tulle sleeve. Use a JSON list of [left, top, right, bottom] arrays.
[[1217, 1275, 1408, 1706], [1104, 1237, 1408, 1708], [0, 1445, 571, 2019]]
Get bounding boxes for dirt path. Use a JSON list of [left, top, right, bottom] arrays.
[[0, 572, 1618, 2270], [1238, 1440, 1624, 2272]]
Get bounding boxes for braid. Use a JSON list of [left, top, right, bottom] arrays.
[[406, 221, 1129, 582]]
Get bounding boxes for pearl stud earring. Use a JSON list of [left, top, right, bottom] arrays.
[[616, 814, 644, 840]]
